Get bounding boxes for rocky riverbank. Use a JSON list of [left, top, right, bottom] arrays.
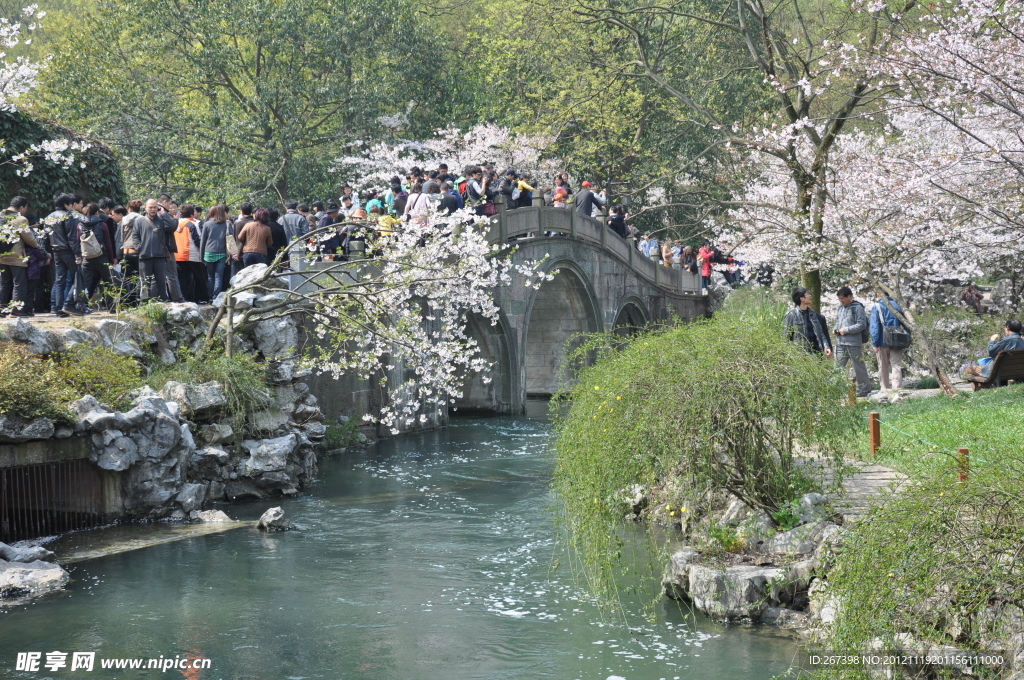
[[659, 490, 1024, 679]]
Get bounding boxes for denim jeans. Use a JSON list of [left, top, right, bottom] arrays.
[[50, 251, 78, 311], [242, 252, 267, 268], [205, 258, 227, 296]]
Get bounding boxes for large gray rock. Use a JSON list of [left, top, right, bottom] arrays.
[[255, 291, 290, 309], [705, 271, 733, 313], [229, 291, 259, 311], [0, 413, 54, 443], [91, 429, 140, 471], [194, 509, 231, 522], [0, 542, 56, 563], [164, 302, 202, 325], [159, 381, 228, 420], [95, 319, 144, 358], [721, 499, 751, 526], [190, 447, 229, 478], [2, 318, 54, 354], [197, 423, 233, 446], [664, 547, 699, 599], [763, 521, 826, 555], [175, 483, 207, 513], [56, 327, 96, 352], [736, 510, 775, 550], [688, 565, 786, 620], [249, 407, 289, 433], [230, 263, 286, 291], [253, 317, 298, 359], [797, 492, 828, 524], [239, 435, 296, 477], [257, 506, 292, 531], [0, 559, 69, 596]]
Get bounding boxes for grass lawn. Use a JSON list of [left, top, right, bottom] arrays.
[[853, 384, 1024, 478]]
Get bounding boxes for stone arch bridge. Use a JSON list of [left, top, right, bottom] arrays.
[[454, 204, 706, 414]]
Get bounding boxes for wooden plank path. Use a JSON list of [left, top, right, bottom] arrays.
[[797, 457, 906, 523]]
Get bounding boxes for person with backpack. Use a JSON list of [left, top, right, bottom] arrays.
[[834, 286, 871, 398], [870, 292, 910, 392], [0, 197, 41, 316], [76, 203, 117, 310], [131, 198, 178, 301]]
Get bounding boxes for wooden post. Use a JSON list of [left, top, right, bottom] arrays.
[[225, 293, 234, 358], [848, 378, 857, 406], [869, 412, 880, 458], [957, 447, 969, 483]]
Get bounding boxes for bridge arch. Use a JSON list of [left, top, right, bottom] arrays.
[[612, 296, 650, 337], [452, 311, 518, 414], [522, 260, 602, 397]]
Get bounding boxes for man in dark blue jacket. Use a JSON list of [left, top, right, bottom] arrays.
[[965, 319, 1024, 378]]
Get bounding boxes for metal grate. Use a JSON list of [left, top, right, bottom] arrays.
[[0, 459, 105, 543]]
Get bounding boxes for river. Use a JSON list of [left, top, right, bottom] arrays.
[[0, 411, 799, 679]]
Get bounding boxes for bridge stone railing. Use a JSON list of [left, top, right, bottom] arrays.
[[484, 200, 701, 295]]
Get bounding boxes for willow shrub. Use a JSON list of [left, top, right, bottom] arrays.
[[817, 457, 1024, 680], [551, 290, 859, 600]]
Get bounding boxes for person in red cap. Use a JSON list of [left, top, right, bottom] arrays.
[[574, 180, 605, 217]]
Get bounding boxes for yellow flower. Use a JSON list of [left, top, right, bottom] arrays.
[[616, 396, 621, 400], [664, 505, 673, 511], [594, 386, 600, 391], [669, 511, 677, 517], [888, 573, 895, 578], [680, 507, 687, 513]]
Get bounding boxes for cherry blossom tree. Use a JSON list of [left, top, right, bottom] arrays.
[[331, 123, 560, 194], [575, 0, 922, 307], [203, 208, 550, 433]]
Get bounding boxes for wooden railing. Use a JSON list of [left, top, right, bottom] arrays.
[[485, 197, 701, 295]]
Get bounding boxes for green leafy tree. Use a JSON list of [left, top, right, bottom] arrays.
[[35, 0, 444, 204]]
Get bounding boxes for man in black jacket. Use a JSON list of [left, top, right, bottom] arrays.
[[783, 286, 833, 357], [573, 181, 606, 217], [46, 193, 84, 316]]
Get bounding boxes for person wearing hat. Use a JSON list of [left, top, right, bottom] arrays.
[[574, 180, 606, 217], [499, 168, 519, 210]]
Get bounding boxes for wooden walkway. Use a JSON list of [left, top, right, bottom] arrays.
[[797, 457, 906, 523]]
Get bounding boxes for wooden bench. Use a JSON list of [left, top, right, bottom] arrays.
[[966, 348, 1024, 391]]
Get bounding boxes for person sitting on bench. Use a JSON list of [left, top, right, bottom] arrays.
[[964, 319, 1024, 377]]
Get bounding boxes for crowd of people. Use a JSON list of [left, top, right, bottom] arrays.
[[785, 284, 1024, 393], [0, 163, 744, 317]]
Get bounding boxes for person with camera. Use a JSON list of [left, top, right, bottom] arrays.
[[131, 198, 178, 301], [834, 286, 871, 397]]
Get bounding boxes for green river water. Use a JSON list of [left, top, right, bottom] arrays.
[[0, 410, 800, 679]]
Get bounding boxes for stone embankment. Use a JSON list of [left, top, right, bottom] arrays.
[[0, 274, 334, 599], [660, 465, 1024, 679]]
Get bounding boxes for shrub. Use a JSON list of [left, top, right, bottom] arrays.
[[551, 289, 859, 601], [149, 353, 270, 435], [0, 343, 73, 423], [53, 344, 143, 411], [817, 461, 1024, 679], [322, 420, 362, 452]]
